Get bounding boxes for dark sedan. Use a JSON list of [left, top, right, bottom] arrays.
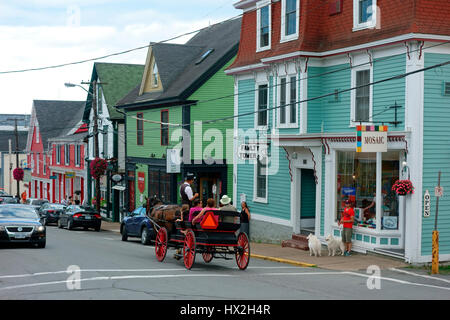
[[38, 203, 66, 225], [0, 204, 46, 248], [0, 197, 19, 204], [58, 205, 102, 231]]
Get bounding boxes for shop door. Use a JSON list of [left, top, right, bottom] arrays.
[[128, 178, 135, 212], [199, 177, 220, 207], [300, 169, 316, 232]]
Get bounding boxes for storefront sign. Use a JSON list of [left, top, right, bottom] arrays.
[[356, 125, 388, 153], [65, 172, 75, 179], [424, 190, 431, 218], [49, 175, 58, 180], [23, 168, 31, 183], [166, 148, 181, 173], [137, 172, 145, 194], [342, 187, 356, 196]]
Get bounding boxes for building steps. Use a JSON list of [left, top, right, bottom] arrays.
[[281, 234, 309, 251]]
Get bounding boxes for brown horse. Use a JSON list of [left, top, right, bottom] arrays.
[[146, 197, 181, 233]]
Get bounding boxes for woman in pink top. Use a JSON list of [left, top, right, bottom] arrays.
[[192, 198, 216, 224], [188, 199, 203, 222]]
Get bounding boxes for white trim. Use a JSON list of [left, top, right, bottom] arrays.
[[233, 78, 239, 209], [253, 157, 268, 203], [255, 81, 269, 131], [350, 64, 373, 127], [256, 0, 272, 52], [251, 212, 292, 227], [352, 0, 378, 31], [280, 0, 300, 43], [277, 74, 299, 128]]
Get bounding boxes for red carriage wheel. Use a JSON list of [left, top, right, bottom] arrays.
[[183, 230, 196, 269], [235, 232, 250, 270], [202, 247, 214, 263], [155, 227, 168, 262]]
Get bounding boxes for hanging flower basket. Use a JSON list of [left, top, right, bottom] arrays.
[[90, 158, 108, 179], [392, 179, 415, 196], [13, 168, 24, 181]]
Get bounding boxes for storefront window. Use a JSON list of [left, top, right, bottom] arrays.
[[381, 151, 399, 230], [336, 151, 376, 227], [336, 150, 400, 230]]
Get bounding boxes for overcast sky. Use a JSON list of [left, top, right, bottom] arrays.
[[0, 0, 239, 115]]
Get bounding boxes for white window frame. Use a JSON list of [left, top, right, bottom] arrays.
[[36, 127, 39, 143], [75, 145, 81, 167], [64, 144, 70, 166], [277, 74, 299, 128], [56, 145, 61, 165], [280, 0, 300, 43], [256, 0, 271, 52], [353, 0, 377, 31], [36, 153, 39, 175], [43, 154, 46, 175], [350, 65, 373, 127], [253, 154, 268, 203], [152, 63, 158, 87], [255, 82, 269, 131]]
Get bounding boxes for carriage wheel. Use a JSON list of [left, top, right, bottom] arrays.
[[183, 230, 196, 270], [155, 227, 168, 262], [202, 247, 214, 263], [235, 232, 250, 270]]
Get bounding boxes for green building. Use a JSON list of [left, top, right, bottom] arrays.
[[117, 18, 241, 210]]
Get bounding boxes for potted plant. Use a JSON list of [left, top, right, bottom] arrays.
[[392, 179, 415, 196]]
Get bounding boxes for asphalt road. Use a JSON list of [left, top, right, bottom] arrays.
[[0, 226, 449, 301]]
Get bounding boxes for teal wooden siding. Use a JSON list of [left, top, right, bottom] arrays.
[[372, 55, 405, 130], [422, 53, 450, 256], [307, 58, 405, 133], [236, 78, 291, 221]]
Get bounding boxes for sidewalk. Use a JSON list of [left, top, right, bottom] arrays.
[[101, 221, 408, 271]]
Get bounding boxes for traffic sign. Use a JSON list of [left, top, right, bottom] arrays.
[[435, 186, 444, 197]]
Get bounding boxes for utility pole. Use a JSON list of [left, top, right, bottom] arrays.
[[7, 118, 21, 198], [83, 79, 101, 214]]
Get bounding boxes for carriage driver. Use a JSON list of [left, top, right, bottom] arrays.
[[180, 173, 199, 208]]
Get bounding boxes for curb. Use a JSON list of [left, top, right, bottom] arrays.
[[250, 253, 317, 268]]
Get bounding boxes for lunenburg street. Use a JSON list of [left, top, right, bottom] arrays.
[[0, 0, 449, 307]]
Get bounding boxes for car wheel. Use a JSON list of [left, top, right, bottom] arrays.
[[95, 225, 101, 232], [141, 227, 150, 245], [67, 219, 73, 230], [121, 225, 128, 241], [58, 219, 63, 229]]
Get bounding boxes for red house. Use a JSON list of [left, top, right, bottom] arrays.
[[26, 100, 86, 203]]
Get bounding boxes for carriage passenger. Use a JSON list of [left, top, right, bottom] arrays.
[[192, 198, 216, 224], [188, 199, 203, 222]]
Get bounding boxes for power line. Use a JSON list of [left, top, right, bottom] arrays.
[[122, 59, 450, 132]]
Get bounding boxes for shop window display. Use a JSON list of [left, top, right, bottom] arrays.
[[336, 151, 399, 230]]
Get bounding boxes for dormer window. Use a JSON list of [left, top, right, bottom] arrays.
[[152, 63, 158, 87], [256, 0, 271, 52], [281, 0, 299, 42], [353, 0, 377, 31]]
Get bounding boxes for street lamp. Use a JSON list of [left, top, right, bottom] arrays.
[[65, 80, 102, 213]]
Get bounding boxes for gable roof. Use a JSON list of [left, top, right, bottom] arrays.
[[117, 17, 241, 108], [83, 63, 145, 121], [0, 130, 28, 152], [32, 100, 85, 151]]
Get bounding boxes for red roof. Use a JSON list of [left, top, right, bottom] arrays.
[[229, 0, 450, 71]]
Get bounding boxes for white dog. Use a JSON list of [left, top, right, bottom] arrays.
[[325, 234, 345, 256], [307, 233, 321, 257]]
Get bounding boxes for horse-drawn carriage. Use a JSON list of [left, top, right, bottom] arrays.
[[147, 199, 250, 270]]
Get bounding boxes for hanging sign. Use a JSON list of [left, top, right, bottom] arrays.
[[65, 172, 75, 179], [137, 172, 145, 194], [424, 190, 431, 218], [166, 148, 181, 173], [356, 125, 388, 153], [238, 143, 268, 160], [434, 186, 444, 198]]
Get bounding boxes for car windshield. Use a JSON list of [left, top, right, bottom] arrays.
[[33, 200, 48, 205], [0, 206, 39, 219], [48, 204, 65, 209]]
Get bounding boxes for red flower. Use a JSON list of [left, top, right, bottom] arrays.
[[90, 158, 108, 179], [13, 168, 24, 181], [392, 179, 414, 195]]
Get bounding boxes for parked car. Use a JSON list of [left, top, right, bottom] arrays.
[[58, 205, 102, 231], [0, 197, 19, 204], [0, 204, 46, 248], [120, 206, 155, 245], [38, 203, 66, 225], [26, 198, 49, 211]]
